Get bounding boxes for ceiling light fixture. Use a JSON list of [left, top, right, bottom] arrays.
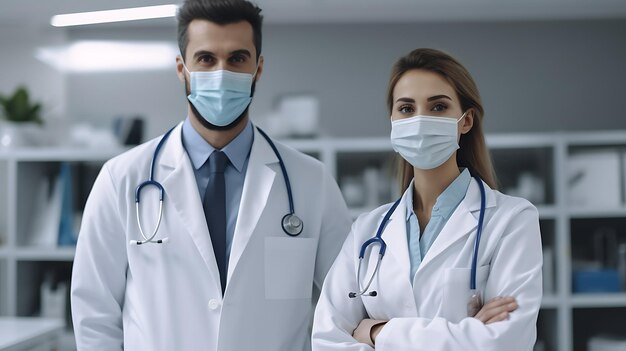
[[36, 41, 179, 72], [51, 4, 178, 27]]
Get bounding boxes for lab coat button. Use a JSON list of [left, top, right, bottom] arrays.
[[208, 299, 221, 310]]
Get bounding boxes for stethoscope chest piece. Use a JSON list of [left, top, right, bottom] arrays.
[[132, 125, 303, 246], [349, 175, 488, 304], [282, 213, 303, 236]]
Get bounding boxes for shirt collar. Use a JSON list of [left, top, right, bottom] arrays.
[[181, 117, 254, 173], [405, 168, 471, 220]]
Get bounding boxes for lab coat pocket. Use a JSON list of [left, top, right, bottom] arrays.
[[441, 265, 490, 323], [265, 237, 317, 300]]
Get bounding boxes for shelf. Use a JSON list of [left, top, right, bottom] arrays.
[[564, 130, 626, 146], [570, 293, 626, 308], [567, 207, 626, 218], [280, 138, 326, 154], [58, 330, 76, 351], [13, 247, 75, 261], [282, 137, 392, 153], [0, 317, 65, 350], [486, 133, 557, 148], [541, 295, 560, 308], [0, 147, 128, 162], [537, 205, 558, 219]]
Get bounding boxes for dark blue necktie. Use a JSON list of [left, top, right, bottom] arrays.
[[204, 150, 229, 294]]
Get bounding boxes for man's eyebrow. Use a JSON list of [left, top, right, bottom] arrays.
[[230, 49, 251, 57], [193, 50, 215, 59]]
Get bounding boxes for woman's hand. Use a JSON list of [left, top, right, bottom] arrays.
[[474, 296, 518, 324], [352, 296, 517, 346], [352, 319, 387, 346]]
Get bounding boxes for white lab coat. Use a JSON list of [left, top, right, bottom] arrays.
[[312, 178, 542, 351], [71, 123, 352, 351]]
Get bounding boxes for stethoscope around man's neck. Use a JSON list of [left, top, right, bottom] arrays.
[[348, 173, 487, 315], [130, 125, 303, 246]]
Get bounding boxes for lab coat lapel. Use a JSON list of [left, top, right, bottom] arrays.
[[158, 123, 221, 288], [417, 178, 496, 271], [379, 192, 412, 285], [370, 192, 418, 314], [227, 128, 278, 280]]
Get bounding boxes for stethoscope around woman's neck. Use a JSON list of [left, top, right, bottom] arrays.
[[349, 173, 487, 315]]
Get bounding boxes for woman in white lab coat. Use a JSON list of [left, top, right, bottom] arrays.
[[312, 48, 542, 350]]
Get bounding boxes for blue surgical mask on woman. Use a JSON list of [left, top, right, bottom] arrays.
[[390, 112, 467, 170], [184, 64, 256, 127]]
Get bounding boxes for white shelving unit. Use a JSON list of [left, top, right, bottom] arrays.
[[0, 147, 126, 351], [2, 130, 626, 351]]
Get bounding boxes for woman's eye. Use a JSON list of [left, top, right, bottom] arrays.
[[399, 105, 414, 114], [431, 103, 447, 112]]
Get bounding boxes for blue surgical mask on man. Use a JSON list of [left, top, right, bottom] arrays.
[[184, 64, 257, 127]]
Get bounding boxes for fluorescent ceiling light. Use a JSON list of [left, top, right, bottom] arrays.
[[51, 4, 178, 27], [36, 41, 179, 73]]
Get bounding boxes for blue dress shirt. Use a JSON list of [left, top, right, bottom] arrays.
[[406, 168, 471, 282], [181, 117, 254, 264]]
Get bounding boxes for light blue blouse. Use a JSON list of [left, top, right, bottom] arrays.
[[405, 168, 471, 281]]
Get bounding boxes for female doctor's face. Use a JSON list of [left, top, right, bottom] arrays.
[[390, 69, 473, 136]]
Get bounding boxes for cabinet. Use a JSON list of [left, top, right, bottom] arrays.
[[0, 317, 64, 351], [2, 130, 626, 351], [0, 148, 125, 351]]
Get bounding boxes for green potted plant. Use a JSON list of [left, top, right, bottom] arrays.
[[0, 86, 44, 147]]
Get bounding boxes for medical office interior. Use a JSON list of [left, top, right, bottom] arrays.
[[0, 0, 625, 350]]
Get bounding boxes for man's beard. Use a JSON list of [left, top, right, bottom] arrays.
[[185, 78, 256, 131]]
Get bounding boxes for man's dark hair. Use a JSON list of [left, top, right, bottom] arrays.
[[177, 0, 263, 61]]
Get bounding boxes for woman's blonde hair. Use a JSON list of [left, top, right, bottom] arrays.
[[387, 48, 498, 192]]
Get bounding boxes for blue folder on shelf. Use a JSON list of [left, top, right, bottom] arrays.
[[58, 162, 76, 246], [572, 269, 621, 293]]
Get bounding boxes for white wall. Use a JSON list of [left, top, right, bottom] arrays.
[[2, 18, 625, 140], [0, 24, 66, 123], [258, 20, 626, 136]]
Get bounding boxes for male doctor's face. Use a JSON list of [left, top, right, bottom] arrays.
[[176, 19, 264, 131]]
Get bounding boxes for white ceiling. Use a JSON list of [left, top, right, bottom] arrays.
[[2, 0, 626, 29]]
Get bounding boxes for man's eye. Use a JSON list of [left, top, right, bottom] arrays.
[[230, 55, 246, 63], [199, 55, 213, 64]]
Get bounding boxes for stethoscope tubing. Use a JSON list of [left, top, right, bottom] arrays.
[[133, 127, 174, 245], [351, 198, 400, 298], [132, 125, 302, 245], [256, 127, 304, 236], [351, 175, 486, 298], [470, 177, 487, 290], [256, 127, 296, 216]]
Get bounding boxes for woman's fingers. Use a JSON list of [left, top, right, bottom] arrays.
[[486, 310, 511, 324], [474, 296, 518, 324]]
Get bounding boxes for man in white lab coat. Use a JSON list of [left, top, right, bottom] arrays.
[[70, 1, 352, 350]]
